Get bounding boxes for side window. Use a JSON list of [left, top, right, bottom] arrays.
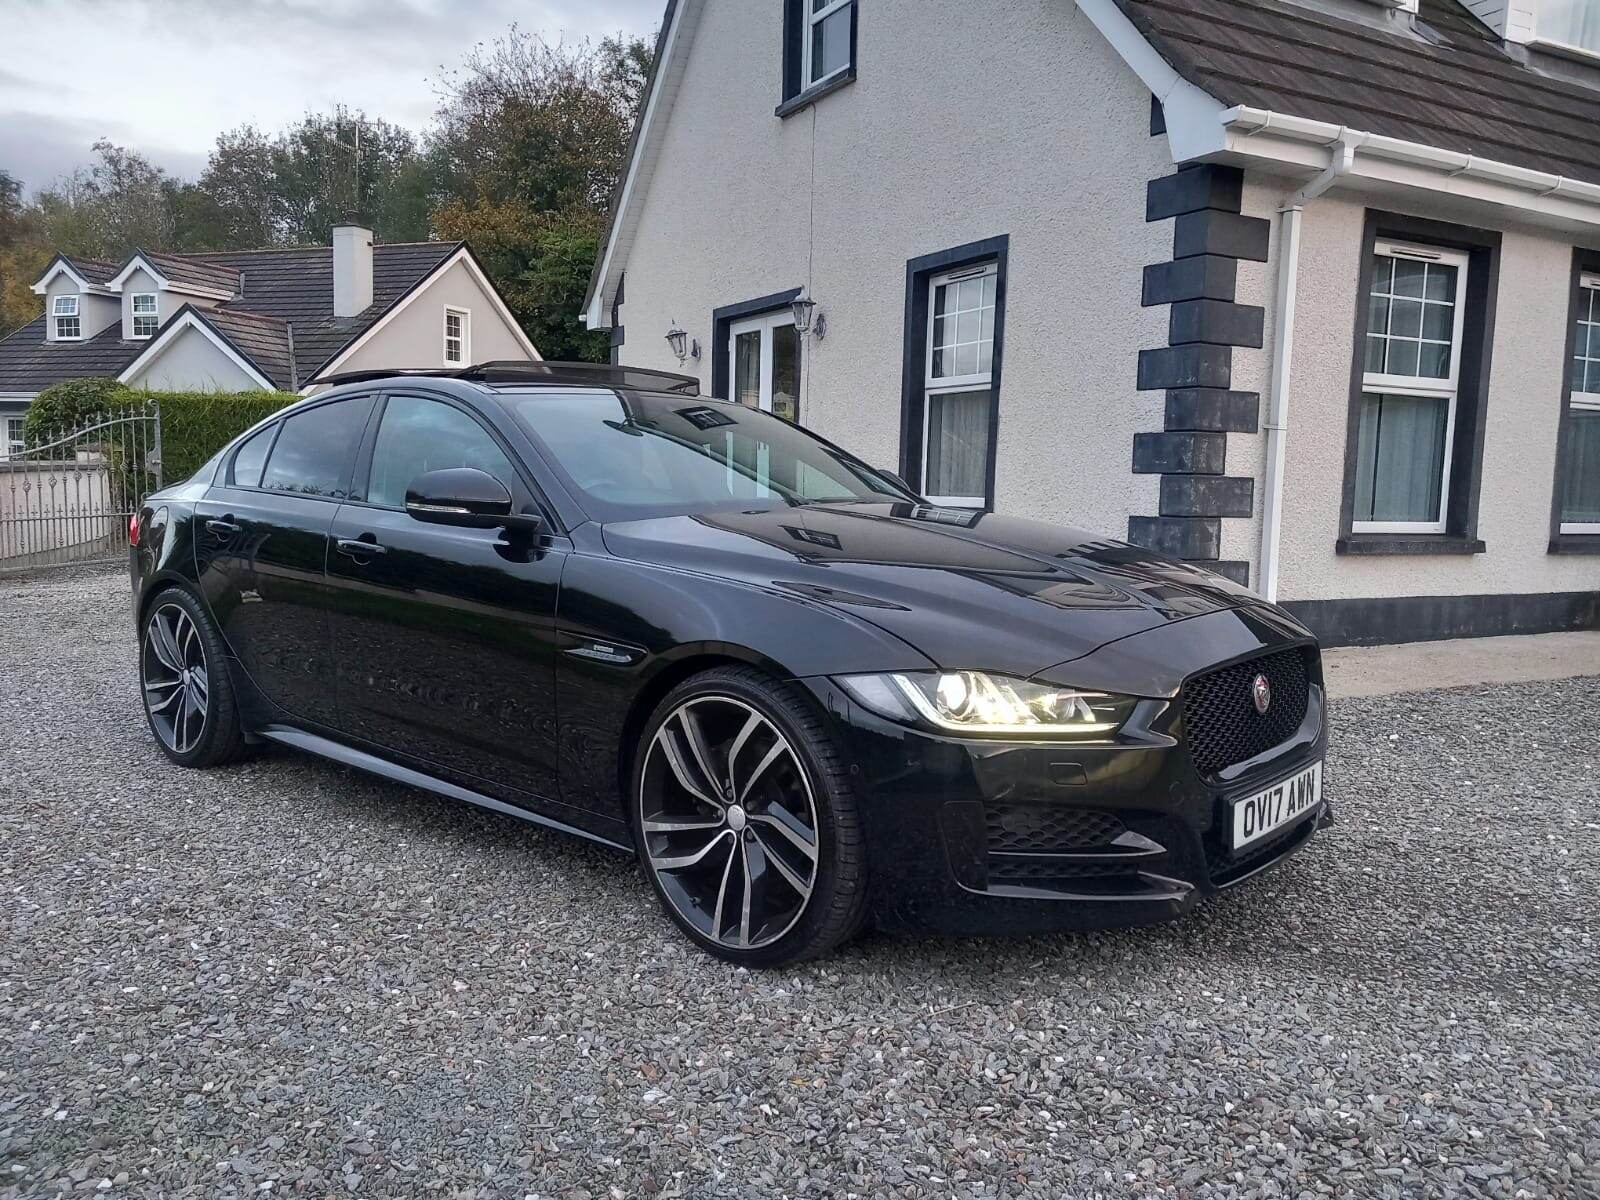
[[365, 395, 518, 509], [260, 397, 374, 499], [781, 0, 856, 110], [229, 424, 276, 488]]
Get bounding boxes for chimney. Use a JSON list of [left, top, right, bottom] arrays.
[[332, 221, 373, 317]]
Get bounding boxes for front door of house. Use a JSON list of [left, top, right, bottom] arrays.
[[728, 312, 801, 423]]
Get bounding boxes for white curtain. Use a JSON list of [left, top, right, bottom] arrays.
[[926, 390, 990, 501], [1354, 392, 1449, 523], [1562, 410, 1600, 524], [1543, 0, 1600, 48]]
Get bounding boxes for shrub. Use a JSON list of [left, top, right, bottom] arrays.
[[22, 378, 138, 445], [21, 378, 297, 483]]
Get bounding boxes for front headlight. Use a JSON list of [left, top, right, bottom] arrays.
[[836, 670, 1132, 736]]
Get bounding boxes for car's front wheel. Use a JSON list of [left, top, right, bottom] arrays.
[[632, 667, 868, 966], [139, 587, 248, 768]]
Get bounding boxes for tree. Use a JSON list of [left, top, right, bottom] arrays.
[[0, 168, 46, 336], [426, 27, 652, 360]]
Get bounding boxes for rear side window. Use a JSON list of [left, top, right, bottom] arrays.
[[260, 397, 373, 499], [229, 425, 276, 488]]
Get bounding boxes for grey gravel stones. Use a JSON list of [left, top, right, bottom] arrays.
[[2, 567, 1596, 1197]]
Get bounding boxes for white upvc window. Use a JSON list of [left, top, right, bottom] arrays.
[[131, 293, 158, 339], [443, 307, 470, 366], [1351, 240, 1470, 535], [52, 295, 81, 341], [1536, 0, 1600, 58], [922, 262, 998, 507], [2, 416, 23, 459], [1559, 273, 1600, 534], [803, 0, 853, 89]]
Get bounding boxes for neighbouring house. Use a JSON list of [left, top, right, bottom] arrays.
[[0, 223, 540, 453], [582, 0, 1600, 646]]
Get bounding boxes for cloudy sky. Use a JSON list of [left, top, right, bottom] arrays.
[[0, 0, 662, 195]]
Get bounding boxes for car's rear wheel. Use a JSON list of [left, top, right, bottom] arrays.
[[632, 667, 868, 966], [140, 587, 248, 768]]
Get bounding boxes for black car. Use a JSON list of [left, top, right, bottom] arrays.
[[130, 361, 1329, 966]]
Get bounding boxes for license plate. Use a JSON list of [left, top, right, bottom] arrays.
[[1230, 761, 1322, 850]]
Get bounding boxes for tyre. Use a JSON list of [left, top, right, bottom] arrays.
[[139, 586, 249, 768], [631, 666, 869, 966]]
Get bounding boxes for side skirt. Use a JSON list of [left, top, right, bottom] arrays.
[[257, 725, 634, 854]]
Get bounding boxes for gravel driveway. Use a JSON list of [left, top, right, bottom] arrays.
[[2, 567, 1596, 1199]]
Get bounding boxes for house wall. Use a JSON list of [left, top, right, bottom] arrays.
[[122, 327, 263, 392], [330, 258, 535, 376], [43, 277, 118, 342], [612, 0, 1173, 535], [1267, 190, 1599, 604]]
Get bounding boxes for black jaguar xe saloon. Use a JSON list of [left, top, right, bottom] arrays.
[[129, 361, 1329, 965]]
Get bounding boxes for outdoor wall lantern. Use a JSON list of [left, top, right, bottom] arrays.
[[665, 322, 695, 364], [790, 294, 817, 334]]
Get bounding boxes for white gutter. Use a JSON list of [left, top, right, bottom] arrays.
[[1259, 129, 1362, 604]]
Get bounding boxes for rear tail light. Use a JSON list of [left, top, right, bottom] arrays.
[[128, 512, 141, 547]]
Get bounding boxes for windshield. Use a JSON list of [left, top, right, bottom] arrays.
[[506, 389, 915, 521]]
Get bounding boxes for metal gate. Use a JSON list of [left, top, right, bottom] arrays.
[[0, 405, 162, 573]]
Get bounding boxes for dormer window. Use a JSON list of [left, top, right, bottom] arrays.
[[52, 296, 81, 340], [1540, 0, 1600, 55], [131, 293, 158, 339]]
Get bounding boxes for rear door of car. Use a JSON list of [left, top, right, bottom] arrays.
[[323, 390, 570, 807], [193, 394, 376, 729]]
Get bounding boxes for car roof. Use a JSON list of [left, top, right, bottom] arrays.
[[314, 360, 702, 396]]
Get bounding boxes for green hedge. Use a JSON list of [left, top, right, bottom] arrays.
[[24, 379, 297, 483]]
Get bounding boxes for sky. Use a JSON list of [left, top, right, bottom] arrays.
[[0, 0, 662, 196]]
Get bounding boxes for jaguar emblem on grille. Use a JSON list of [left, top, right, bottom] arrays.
[[1250, 673, 1271, 715]]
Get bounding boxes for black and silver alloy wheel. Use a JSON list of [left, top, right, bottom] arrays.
[[640, 695, 821, 951], [142, 603, 209, 754]]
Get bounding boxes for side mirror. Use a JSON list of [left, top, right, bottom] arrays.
[[404, 467, 542, 533]]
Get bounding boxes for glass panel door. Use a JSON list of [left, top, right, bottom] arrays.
[[727, 312, 802, 423]]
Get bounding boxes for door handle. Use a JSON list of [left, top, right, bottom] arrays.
[[336, 537, 387, 558], [206, 518, 241, 536]]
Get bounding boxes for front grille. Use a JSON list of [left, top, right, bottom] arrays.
[[1182, 646, 1312, 777], [983, 804, 1127, 854]]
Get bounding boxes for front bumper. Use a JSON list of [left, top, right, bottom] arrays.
[[801, 654, 1330, 937]]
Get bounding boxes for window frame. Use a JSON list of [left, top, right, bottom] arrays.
[[130, 292, 159, 340], [898, 236, 1009, 511], [1336, 212, 1499, 556], [52, 295, 81, 341], [2, 415, 23, 459], [727, 308, 803, 424], [920, 262, 999, 507], [1550, 253, 1600, 550], [443, 306, 470, 367], [1351, 240, 1471, 536], [778, 0, 858, 118]]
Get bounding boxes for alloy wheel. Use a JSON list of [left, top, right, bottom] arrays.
[[639, 696, 820, 950], [142, 603, 209, 755]]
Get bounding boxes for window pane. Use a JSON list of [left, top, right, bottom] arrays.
[[1386, 339, 1420, 377], [230, 425, 275, 488], [771, 323, 801, 423], [1560, 409, 1600, 524], [1574, 286, 1600, 396], [1421, 302, 1453, 341], [810, 5, 850, 81], [734, 330, 761, 408], [1418, 342, 1452, 378], [260, 397, 373, 499], [928, 265, 998, 383], [1367, 293, 1389, 337], [1354, 392, 1449, 524], [955, 343, 979, 377], [1389, 298, 1423, 338], [367, 395, 516, 509], [1365, 335, 1386, 374], [1423, 264, 1456, 302], [1391, 258, 1426, 297], [133, 295, 157, 314], [925, 389, 991, 503]]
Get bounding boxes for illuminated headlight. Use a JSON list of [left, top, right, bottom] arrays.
[[836, 671, 1132, 736]]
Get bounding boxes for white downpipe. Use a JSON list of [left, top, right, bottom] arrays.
[[1259, 132, 1362, 603]]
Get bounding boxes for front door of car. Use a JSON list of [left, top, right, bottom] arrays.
[[324, 392, 568, 806], [193, 394, 375, 729]]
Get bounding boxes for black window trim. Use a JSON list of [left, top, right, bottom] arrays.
[[777, 0, 858, 119], [898, 234, 1009, 510], [221, 392, 376, 504], [1335, 210, 1498, 557], [711, 287, 805, 404], [1549, 246, 1600, 555]]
